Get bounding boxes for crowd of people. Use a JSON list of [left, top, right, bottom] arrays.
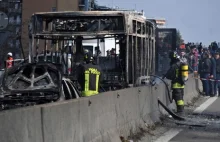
[[178, 42, 220, 97]]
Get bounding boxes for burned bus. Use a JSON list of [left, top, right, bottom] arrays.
[[28, 11, 156, 89], [29, 11, 155, 88], [0, 11, 156, 109]]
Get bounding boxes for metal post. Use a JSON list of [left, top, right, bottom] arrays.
[[59, 40, 63, 64], [134, 21, 138, 84], [66, 45, 69, 75], [131, 35, 134, 84], [96, 19, 101, 64], [149, 36, 152, 74], [36, 38, 39, 62], [28, 34, 34, 63], [152, 37, 156, 74], [126, 35, 129, 84], [115, 37, 117, 69], [143, 36, 146, 75], [147, 33, 149, 76], [44, 39, 47, 62], [55, 40, 58, 63], [140, 36, 143, 76], [44, 23, 48, 62], [51, 41, 54, 63], [50, 22, 54, 63], [97, 38, 100, 64]]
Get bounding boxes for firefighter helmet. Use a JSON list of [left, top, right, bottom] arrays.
[[7, 52, 12, 57]]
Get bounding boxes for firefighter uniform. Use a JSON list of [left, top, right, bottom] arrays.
[[77, 51, 102, 97], [172, 65, 185, 113], [165, 51, 188, 113]]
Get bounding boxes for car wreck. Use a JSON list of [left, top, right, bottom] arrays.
[[0, 63, 79, 110]]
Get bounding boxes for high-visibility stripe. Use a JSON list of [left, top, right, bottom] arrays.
[[176, 69, 179, 77], [172, 82, 184, 88], [96, 74, 99, 92], [82, 68, 100, 97], [82, 91, 99, 96], [84, 71, 89, 91], [172, 68, 184, 88], [177, 100, 184, 106]]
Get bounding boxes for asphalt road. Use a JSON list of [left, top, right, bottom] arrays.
[[154, 96, 220, 142]]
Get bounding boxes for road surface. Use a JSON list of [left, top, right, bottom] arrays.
[[154, 96, 220, 142]]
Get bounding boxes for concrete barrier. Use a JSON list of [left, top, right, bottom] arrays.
[[0, 106, 43, 142], [184, 74, 202, 104], [0, 76, 202, 142]]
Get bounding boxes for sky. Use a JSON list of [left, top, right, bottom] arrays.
[[97, 0, 220, 46]]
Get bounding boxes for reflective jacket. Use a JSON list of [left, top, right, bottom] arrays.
[[77, 63, 102, 97]]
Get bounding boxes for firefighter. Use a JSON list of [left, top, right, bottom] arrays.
[[164, 51, 188, 114], [5, 52, 14, 68], [77, 50, 102, 97]]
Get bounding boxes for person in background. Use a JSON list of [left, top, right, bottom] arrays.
[[208, 51, 216, 96], [211, 41, 218, 53], [198, 42, 203, 54], [198, 52, 212, 96], [214, 52, 220, 96], [5, 52, 14, 68], [179, 49, 188, 63], [191, 48, 199, 71]]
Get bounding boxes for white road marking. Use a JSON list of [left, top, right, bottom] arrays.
[[154, 97, 218, 142], [193, 97, 218, 114], [154, 129, 182, 142]]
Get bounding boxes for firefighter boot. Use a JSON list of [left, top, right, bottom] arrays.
[[177, 105, 184, 112], [176, 100, 184, 115], [177, 105, 184, 116]]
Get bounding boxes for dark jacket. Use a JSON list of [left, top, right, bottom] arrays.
[[198, 57, 215, 77], [210, 57, 216, 78], [215, 58, 220, 74], [165, 60, 185, 86]]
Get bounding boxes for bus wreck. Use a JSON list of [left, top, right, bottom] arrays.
[[0, 11, 156, 109]]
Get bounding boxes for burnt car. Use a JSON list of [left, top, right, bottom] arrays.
[[0, 62, 80, 110]]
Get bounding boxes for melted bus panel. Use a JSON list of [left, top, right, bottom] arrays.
[[155, 28, 177, 76]]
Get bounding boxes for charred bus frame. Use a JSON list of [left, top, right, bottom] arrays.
[[28, 11, 156, 86]]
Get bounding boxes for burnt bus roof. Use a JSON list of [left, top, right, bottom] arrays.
[[31, 11, 146, 21], [29, 11, 153, 37], [33, 11, 127, 17]]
